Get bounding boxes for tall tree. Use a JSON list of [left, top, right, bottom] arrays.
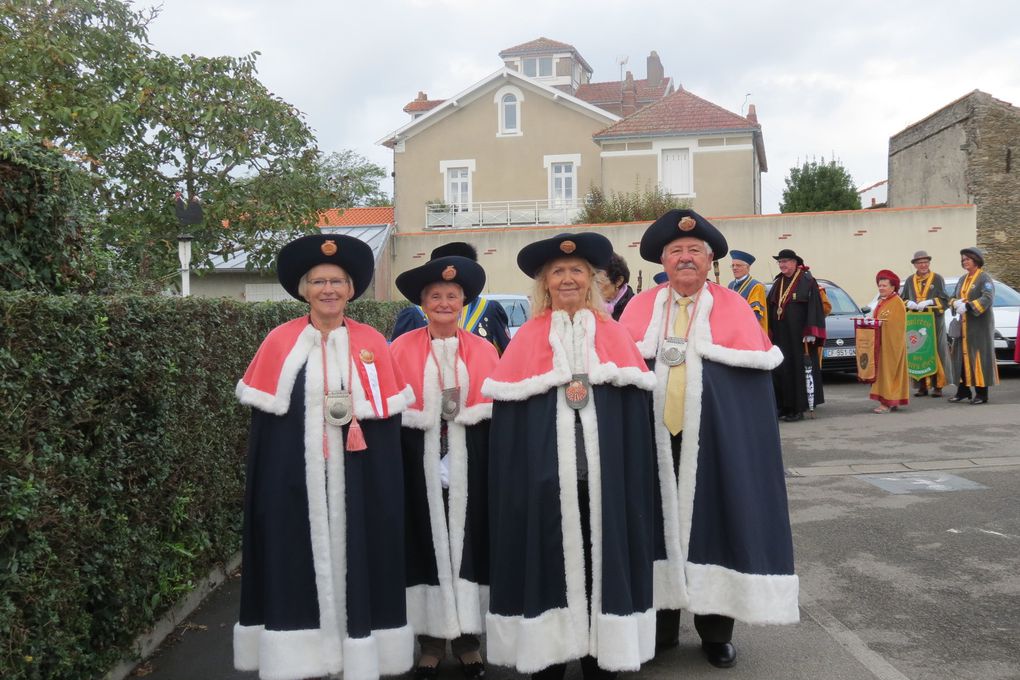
[[780, 158, 862, 213], [0, 0, 384, 288]]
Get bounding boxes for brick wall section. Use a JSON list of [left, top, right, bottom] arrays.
[[968, 94, 1020, 288]]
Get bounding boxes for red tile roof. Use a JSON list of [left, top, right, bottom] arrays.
[[317, 207, 394, 227], [403, 98, 445, 113], [593, 88, 758, 139], [498, 37, 593, 74], [575, 77, 673, 105], [499, 37, 578, 56]]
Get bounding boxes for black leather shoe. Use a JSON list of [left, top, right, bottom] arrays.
[[656, 636, 680, 652], [458, 660, 485, 680], [783, 412, 804, 422], [970, 397, 988, 405], [947, 395, 969, 403], [415, 665, 440, 680], [914, 388, 928, 397], [702, 641, 736, 668]]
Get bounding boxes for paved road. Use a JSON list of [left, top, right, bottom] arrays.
[[135, 367, 1020, 680]]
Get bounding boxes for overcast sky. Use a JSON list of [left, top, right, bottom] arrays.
[[146, 0, 1020, 214]]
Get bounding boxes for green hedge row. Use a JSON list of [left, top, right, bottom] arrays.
[[0, 293, 408, 680]]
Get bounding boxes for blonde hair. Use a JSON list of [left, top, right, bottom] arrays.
[[530, 257, 608, 319]]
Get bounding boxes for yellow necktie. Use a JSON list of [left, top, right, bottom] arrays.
[[664, 297, 691, 436]]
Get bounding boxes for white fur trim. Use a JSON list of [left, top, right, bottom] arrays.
[[342, 635, 378, 680], [483, 309, 654, 401], [578, 400, 603, 657], [486, 608, 584, 673], [374, 624, 415, 676], [303, 347, 346, 658], [236, 325, 319, 414], [594, 609, 656, 671], [686, 562, 800, 625], [634, 287, 671, 359], [555, 384, 591, 657], [455, 580, 489, 635], [235, 627, 339, 680], [455, 401, 492, 425], [387, 384, 416, 416], [233, 623, 260, 671]]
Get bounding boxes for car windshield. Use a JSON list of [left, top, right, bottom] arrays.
[[821, 285, 860, 314], [945, 278, 1020, 307]]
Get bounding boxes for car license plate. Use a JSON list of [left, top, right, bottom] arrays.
[[824, 347, 855, 358]]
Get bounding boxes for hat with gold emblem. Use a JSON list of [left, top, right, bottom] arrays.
[[516, 231, 613, 278], [639, 209, 728, 263], [277, 233, 375, 302], [395, 255, 485, 304]]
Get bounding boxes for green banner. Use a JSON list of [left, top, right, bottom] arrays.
[[906, 311, 937, 379]]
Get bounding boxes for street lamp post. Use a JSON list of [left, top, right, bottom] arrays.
[[178, 234, 194, 297]]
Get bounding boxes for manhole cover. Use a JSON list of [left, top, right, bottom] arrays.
[[860, 472, 988, 494]]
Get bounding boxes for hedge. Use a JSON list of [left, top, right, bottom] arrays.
[[0, 293, 407, 680]]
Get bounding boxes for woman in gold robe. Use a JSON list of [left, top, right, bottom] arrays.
[[869, 270, 910, 413]]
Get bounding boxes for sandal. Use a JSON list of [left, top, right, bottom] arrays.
[[456, 652, 485, 679], [872, 406, 890, 414]]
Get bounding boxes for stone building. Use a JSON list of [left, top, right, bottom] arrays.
[[888, 90, 1020, 286]]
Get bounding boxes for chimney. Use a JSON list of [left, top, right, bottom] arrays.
[[646, 50, 663, 88], [622, 71, 637, 117], [416, 91, 427, 102], [746, 103, 758, 125]]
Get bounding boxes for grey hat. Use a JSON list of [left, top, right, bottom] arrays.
[[910, 250, 932, 263], [960, 246, 985, 267]]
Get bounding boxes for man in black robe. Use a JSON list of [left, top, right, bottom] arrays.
[[766, 249, 826, 421]]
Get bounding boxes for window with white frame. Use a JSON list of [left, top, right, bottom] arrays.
[[494, 85, 524, 136], [550, 162, 575, 206], [445, 166, 471, 211], [522, 56, 553, 77], [502, 94, 518, 133], [661, 148, 692, 195]]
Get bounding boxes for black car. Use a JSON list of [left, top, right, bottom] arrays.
[[764, 278, 864, 372]]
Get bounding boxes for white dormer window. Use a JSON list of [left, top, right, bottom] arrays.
[[494, 85, 524, 137], [522, 56, 553, 78]]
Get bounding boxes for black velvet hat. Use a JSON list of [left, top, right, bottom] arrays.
[[431, 241, 478, 261], [277, 234, 374, 302], [639, 209, 728, 263], [395, 255, 485, 304], [960, 246, 985, 267], [772, 248, 804, 266], [516, 232, 613, 279]]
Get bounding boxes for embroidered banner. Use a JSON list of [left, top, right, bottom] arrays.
[[906, 310, 938, 380], [854, 318, 880, 383]]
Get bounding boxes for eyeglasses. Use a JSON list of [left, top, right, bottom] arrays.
[[308, 278, 349, 289]]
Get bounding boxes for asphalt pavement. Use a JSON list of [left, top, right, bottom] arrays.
[[132, 366, 1020, 680]]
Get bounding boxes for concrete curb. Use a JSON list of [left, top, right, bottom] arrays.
[[104, 552, 242, 680]]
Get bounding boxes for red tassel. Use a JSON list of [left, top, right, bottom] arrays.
[[345, 416, 367, 452]]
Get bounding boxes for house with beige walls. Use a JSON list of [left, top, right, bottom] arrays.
[[378, 37, 766, 233]]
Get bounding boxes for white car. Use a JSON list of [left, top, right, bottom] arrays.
[[481, 294, 530, 338]]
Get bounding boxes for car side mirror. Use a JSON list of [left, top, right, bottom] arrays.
[[860, 306, 871, 314]]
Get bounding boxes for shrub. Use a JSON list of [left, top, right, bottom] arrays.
[[575, 181, 692, 224], [0, 294, 404, 679]]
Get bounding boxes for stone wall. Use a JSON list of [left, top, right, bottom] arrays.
[[968, 94, 1020, 287]]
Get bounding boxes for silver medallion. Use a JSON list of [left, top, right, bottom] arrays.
[[440, 386, 461, 421], [659, 336, 688, 367], [565, 373, 590, 410], [324, 390, 353, 427]]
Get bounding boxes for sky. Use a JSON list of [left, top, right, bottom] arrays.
[[145, 0, 1020, 214]]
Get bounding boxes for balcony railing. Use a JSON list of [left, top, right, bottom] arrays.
[[425, 199, 581, 230]]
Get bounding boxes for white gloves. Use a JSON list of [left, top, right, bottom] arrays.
[[906, 300, 919, 311], [803, 335, 816, 343], [917, 299, 934, 309], [954, 300, 967, 314]]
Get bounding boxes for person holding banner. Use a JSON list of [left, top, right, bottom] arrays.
[[948, 247, 998, 405], [869, 270, 909, 413], [900, 250, 951, 396]]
